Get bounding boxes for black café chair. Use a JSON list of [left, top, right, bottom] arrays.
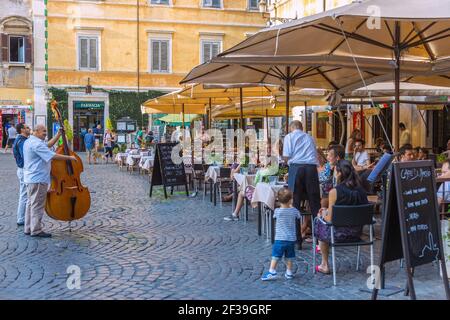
[[313, 203, 375, 286], [202, 164, 211, 200], [215, 167, 232, 207], [191, 163, 205, 194]]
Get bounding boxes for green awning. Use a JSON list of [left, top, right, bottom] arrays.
[[158, 114, 201, 125]]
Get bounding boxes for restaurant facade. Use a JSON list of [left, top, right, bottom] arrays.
[[0, 0, 34, 147]]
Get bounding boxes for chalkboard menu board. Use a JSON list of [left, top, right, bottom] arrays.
[[150, 143, 188, 199], [373, 160, 450, 300], [394, 163, 440, 267]]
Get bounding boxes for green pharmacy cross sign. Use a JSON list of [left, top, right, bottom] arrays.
[[74, 101, 105, 110]]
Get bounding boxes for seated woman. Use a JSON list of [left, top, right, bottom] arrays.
[[224, 157, 279, 221], [314, 159, 369, 274], [221, 163, 241, 203]]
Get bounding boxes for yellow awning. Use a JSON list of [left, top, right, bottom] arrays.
[[141, 104, 207, 115], [212, 94, 330, 119], [177, 83, 281, 99]]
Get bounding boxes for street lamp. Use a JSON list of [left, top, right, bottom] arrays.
[[259, 0, 269, 18], [44, 87, 53, 102], [85, 77, 92, 94]]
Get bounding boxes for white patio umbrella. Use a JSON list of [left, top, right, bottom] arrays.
[[209, 0, 450, 148]]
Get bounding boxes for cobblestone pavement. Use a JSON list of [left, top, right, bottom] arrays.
[[0, 153, 447, 300]]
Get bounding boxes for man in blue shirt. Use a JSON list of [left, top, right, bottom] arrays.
[[12, 123, 31, 226], [84, 128, 96, 164], [283, 120, 320, 242], [23, 124, 77, 237]]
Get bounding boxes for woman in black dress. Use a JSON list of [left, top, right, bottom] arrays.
[[314, 160, 368, 274]]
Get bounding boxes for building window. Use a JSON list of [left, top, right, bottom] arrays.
[[78, 36, 99, 70], [150, 0, 170, 4], [150, 39, 171, 73], [202, 0, 221, 9], [9, 36, 25, 63], [201, 40, 221, 64], [248, 0, 259, 10]]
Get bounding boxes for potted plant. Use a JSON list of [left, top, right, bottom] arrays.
[[59, 119, 74, 149], [442, 219, 450, 279]]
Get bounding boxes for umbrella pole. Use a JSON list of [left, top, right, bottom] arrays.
[[209, 98, 212, 130], [240, 87, 244, 130], [304, 101, 307, 132], [393, 21, 401, 151], [360, 100, 364, 140], [182, 103, 185, 130], [285, 66, 291, 134]]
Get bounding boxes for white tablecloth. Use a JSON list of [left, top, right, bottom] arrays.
[[233, 173, 256, 195], [116, 153, 128, 164], [126, 154, 141, 166], [139, 156, 154, 170], [251, 182, 286, 210], [140, 151, 151, 157], [205, 166, 220, 183]]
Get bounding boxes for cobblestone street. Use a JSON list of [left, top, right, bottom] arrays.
[[0, 153, 446, 300]]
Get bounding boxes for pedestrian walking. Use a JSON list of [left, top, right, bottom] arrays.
[[103, 129, 113, 164], [84, 128, 96, 164], [4, 123, 17, 153]]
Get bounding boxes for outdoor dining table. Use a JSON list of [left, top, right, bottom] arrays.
[[251, 182, 286, 242], [205, 166, 219, 183], [126, 154, 142, 173], [139, 156, 154, 172], [116, 153, 128, 170], [231, 173, 256, 219], [203, 166, 218, 203]]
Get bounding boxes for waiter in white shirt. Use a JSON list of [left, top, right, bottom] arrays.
[[283, 121, 320, 218]]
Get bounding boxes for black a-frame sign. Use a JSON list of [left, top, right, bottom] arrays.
[[372, 160, 450, 300], [149, 143, 189, 199]]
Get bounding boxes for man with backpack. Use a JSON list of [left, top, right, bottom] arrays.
[[12, 123, 31, 226]]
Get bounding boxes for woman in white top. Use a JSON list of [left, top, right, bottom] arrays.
[[103, 129, 113, 164]]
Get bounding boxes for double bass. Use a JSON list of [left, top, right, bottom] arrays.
[[46, 100, 91, 221]]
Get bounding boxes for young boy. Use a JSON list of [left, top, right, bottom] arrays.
[[261, 188, 301, 280]]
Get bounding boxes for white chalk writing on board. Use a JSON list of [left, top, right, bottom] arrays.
[[400, 168, 432, 182]]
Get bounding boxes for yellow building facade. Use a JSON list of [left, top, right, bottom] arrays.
[[0, 0, 36, 149], [48, 0, 266, 91], [47, 0, 265, 151]]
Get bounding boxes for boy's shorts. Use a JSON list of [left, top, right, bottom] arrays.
[[271, 240, 296, 261]]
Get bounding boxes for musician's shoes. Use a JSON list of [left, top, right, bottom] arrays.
[[17, 222, 24, 226], [31, 232, 52, 238], [24, 232, 30, 235]]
